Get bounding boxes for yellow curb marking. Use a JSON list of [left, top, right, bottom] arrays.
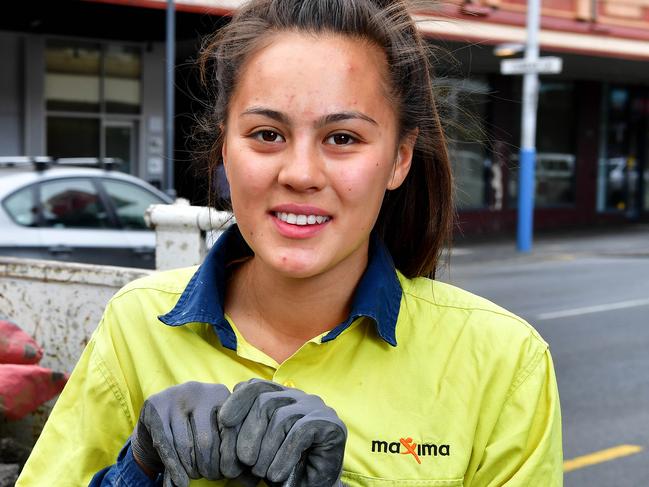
[[564, 445, 644, 472]]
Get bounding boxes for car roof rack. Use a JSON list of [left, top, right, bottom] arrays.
[[0, 156, 53, 171], [54, 157, 123, 170], [0, 156, 122, 172]]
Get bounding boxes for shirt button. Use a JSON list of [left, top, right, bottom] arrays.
[[283, 380, 296, 388]]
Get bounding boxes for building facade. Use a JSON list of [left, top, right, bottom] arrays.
[[0, 0, 212, 190], [1, 0, 648, 235], [421, 0, 649, 235]]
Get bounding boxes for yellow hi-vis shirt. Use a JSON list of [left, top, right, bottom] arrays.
[[18, 227, 562, 486]]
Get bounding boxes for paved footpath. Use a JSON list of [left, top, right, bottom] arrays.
[[447, 223, 649, 267]]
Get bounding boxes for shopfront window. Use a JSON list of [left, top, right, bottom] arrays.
[[508, 81, 578, 208], [45, 40, 142, 172], [439, 77, 491, 209], [105, 45, 142, 114], [597, 86, 649, 216], [47, 117, 100, 159], [45, 41, 101, 112]]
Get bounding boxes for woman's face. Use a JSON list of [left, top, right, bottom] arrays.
[[222, 32, 414, 279]]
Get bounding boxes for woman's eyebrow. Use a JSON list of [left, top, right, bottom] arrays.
[[240, 107, 378, 127], [318, 111, 378, 128], [241, 107, 289, 124]]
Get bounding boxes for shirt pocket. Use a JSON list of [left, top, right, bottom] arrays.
[[341, 471, 464, 487]]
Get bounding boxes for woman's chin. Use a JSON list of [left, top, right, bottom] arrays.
[[266, 254, 326, 280], [274, 262, 321, 279]]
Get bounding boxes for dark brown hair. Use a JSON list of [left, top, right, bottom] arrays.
[[196, 0, 454, 278]]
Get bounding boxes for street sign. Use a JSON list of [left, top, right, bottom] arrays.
[[500, 56, 563, 75]]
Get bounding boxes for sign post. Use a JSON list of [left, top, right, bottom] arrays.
[[165, 0, 177, 199], [518, 0, 540, 253], [500, 56, 562, 76], [499, 0, 562, 252]]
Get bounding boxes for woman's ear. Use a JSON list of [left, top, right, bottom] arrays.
[[220, 125, 232, 183], [220, 124, 228, 166], [387, 129, 418, 190]]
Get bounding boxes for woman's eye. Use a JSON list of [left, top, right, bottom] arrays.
[[252, 130, 285, 143], [326, 133, 356, 146]]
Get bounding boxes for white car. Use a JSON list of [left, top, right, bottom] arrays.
[[0, 157, 174, 268]]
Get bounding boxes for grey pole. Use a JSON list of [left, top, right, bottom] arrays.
[[165, 0, 177, 199], [517, 0, 541, 251]]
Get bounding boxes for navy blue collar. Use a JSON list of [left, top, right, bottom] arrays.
[[159, 225, 402, 350]]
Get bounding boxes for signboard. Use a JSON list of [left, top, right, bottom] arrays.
[[500, 56, 563, 75]]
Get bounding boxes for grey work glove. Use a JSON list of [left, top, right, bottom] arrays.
[[218, 379, 347, 487], [131, 381, 230, 487]]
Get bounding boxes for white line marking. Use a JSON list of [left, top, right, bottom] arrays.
[[451, 248, 473, 256], [537, 298, 649, 320]]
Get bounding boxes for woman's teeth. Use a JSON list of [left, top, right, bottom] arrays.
[[275, 212, 330, 225]]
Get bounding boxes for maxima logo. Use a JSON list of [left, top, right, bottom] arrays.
[[371, 438, 450, 464]]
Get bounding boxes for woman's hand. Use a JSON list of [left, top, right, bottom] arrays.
[[130, 381, 230, 487], [218, 379, 347, 487]]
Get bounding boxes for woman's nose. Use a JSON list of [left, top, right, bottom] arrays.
[[277, 141, 327, 192]]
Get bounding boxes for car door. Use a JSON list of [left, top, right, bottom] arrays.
[[37, 177, 134, 267], [97, 178, 169, 269]]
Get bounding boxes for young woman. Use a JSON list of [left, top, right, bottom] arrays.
[[17, 1, 562, 486]]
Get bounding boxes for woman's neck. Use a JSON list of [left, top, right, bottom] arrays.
[[224, 249, 368, 363]]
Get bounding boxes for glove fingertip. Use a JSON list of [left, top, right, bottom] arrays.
[[267, 452, 302, 484], [220, 462, 244, 479], [216, 403, 240, 427], [217, 384, 268, 426], [236, 441, 258, 467], [163, 471, 188, 487]]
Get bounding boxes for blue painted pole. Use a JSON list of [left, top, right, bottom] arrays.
[[517, 148, 536, 251]]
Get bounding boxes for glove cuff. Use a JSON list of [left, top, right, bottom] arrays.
[[130, 423, 164, 475]]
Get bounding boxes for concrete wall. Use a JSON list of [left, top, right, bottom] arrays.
[[0, 257, 149, 373], [141, 42, 165, 183], [0, 257, 149, 445], [24, 35, 46, 157], [0, 32, 23, 156]]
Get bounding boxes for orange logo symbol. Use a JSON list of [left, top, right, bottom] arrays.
[[399, 437, 421, 464]]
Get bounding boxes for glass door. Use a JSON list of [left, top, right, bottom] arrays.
[[598, 86, 648, 219], [104, 121, 136, 174], [639, 95, 649, 214]]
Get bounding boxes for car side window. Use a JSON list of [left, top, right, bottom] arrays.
[[3, 186, 37, 227], [40, 178, 112, 228], [101, 179, 166, 230]]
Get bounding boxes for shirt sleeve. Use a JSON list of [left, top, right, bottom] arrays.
[[89, 440, 162, 487], [16, 303, 141, 486], [466, 348, 563, 487]]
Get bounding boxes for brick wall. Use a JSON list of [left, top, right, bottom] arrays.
[[454, 0, 649, 30], [599, 0, 649, 27]]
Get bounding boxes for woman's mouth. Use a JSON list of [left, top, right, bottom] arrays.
[[274, 212, 331, 226]]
